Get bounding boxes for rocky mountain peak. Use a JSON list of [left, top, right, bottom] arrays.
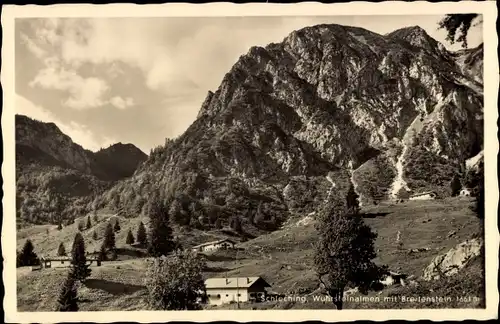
[[93, 23, 483, 231], [386, 25, 442, 53]]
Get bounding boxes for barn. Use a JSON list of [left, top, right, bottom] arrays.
[[409, 191, 437, 201], [191, 238, 236, 253]]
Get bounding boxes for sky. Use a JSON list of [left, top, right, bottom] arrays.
[[15, 15, 483, 153]]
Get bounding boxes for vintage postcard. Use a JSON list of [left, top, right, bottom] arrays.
[[2, 1, 499, 322]]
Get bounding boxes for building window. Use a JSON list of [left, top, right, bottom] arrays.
[[238, 294, 241, 297], [217, 294, 221, 298], [61, 261, 64, 264], [226, 294, 229, 297]]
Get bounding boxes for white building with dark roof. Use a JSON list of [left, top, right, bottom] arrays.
[[409, 191, 437, 200], [205, 276, 271, 306], [191, 238, 236, 253]]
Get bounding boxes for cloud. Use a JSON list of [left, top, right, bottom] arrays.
[[109, 96, 135, 110], [29, 64, 110, 110], [19, 32, 47, 59], [28, 57, 135, 111], [16, 94, 116, 151]]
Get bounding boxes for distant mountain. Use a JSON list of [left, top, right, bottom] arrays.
[[94, 143, 150, 181], [93, 23, 482, 235], [15, 114, 147, 225]]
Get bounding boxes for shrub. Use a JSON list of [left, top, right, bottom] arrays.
[[145, 251, 207, 310]]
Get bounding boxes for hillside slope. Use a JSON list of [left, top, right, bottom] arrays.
[[17, 197, 483, 311], [16, 115, 147, 225]]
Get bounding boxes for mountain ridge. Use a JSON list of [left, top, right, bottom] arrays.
[[94, 23, 483, 231], [16, 114, 147, 225]]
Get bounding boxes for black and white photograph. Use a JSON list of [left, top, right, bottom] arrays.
[[2, 1, 498, 322]]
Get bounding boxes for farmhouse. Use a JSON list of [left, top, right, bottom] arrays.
[[409, 191, 437, 201], [191, 238, 236, 253], [39, 256, 101, 269], [205, 276, 271, 306], [460, 188, 472, 197], [379, 271, 408, 286]]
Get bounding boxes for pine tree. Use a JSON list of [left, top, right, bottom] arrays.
[[19, 239, 40, 266], [314, 196, 386, 310], [450, 173, 462, 196], [92, 231, 97, 240], [109, 249, 118, 261], [70, 233, 91, 282], [126, 229, 135, 245], [56, 275, 79, 312], [148, 200, 175, 257], [103, 223, 116, 251], [114, 219, 121, 232], [98, 243, 107, 262], [137, 221, 148, 246], [93, 211, 98, 223], [16, 250, 22, 268], [230, 216, 242, 233], [57, 242, 67, 256], [471, 179, 484, 219], [86, 216, 92, 230], [346, 184, 361, 214], [214, 218, 222, 229], [57, 222, 63, 231]]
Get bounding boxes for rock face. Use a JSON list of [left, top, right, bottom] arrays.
[[422, 238, 483, 281], [16, 114, 147, 225], [97, 23, 483, 231], [453, 43, 484, 84]]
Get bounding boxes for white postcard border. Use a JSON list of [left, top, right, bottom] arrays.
[[2, 1, 498, 322]]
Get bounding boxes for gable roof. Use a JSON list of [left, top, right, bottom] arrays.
[[192, 238, 236, 249], [410, 191, 437, 197], [41, 256, 71, 261], [205, 277, 271, 289], [41, 254, 100, 261]]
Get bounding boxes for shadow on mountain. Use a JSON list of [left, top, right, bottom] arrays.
[[85, 279, 144, 296]]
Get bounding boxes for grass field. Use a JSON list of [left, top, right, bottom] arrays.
[[16, 197, 484, 311]]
